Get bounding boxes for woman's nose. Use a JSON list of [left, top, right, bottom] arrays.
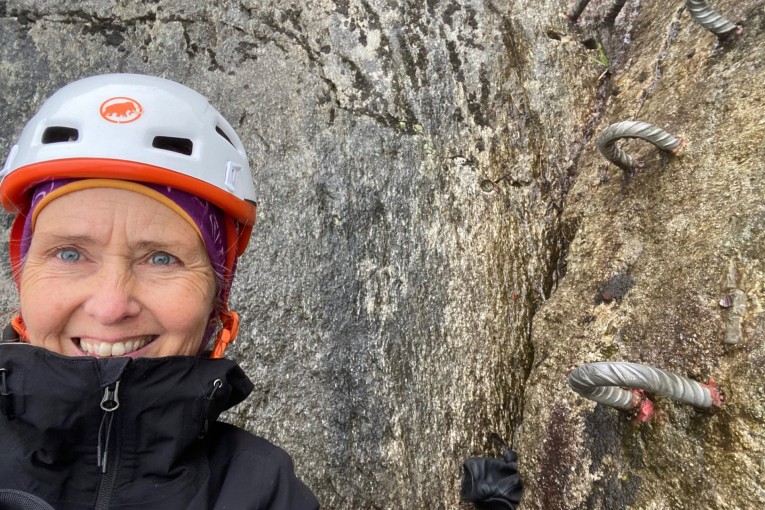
[[81, 264, 140, 324]]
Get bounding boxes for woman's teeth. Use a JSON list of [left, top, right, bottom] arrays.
[[79, 337, 153, 357]]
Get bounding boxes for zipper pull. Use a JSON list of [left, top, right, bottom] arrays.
[[0, 368, 14, 420], [100, 381, 120, 412], [199, 379, 224, 439], [97, 381, 120, 473]]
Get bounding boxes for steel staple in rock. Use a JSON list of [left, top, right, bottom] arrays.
[[686, 0, 741, 37], [564, 0, 592, 23], [604, 0, 629, 24], [597, 121, 683, 171], [569, 362, 722, 410]]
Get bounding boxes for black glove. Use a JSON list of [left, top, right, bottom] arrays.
[[460, 449, 522, 510]]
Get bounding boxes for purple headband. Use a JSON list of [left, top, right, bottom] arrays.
[[21, 179, 229, 350]]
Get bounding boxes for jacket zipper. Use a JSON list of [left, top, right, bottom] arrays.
[[0, 368, 14, 420], [94, 381, 121, 510]]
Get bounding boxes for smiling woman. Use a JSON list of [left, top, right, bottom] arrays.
[[0, 74, 318, 509], [21, 187, 216, 358]]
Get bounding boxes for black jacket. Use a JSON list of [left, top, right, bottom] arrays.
[[0, 342, 319, 509]]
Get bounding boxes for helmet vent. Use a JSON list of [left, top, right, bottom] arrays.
[[215, 126, 235, 147], [152, 136, 193, 156], [42, 127, 79, 144]]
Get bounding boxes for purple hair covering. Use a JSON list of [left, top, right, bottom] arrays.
[[20, 179, 229, 350]]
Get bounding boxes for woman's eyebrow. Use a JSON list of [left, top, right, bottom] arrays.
[[132, 239, 204, 256], [32, 234, 191, 253], [32, 232, 97, 245], [132, 240, 183, 251]]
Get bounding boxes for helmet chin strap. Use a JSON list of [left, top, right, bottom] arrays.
[[210, 215, 243, 359], [211, 309, 239, 359], [9, 211, 28, 343], [11, 315, 28, 342], [9, 207, 28, 288]]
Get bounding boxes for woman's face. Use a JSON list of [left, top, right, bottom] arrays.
[[19, 188, 216, 358]]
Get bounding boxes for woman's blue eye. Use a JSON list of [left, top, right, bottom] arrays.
[[150, 252, 176, 265], [56, 248, 81, 262]]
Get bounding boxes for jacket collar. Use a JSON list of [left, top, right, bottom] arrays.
[[0, 342, 254, 477]]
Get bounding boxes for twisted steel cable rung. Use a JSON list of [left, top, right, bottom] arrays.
[[569, 362, 721, 410], [564, 0, 592, 22], [605, 0, 629, 24], [686, 0, 740, 37], [597, 121, 683, 171]]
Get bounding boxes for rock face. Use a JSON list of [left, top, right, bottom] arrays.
[[0, 0, 762, 508], [518, 1, 765, 508]]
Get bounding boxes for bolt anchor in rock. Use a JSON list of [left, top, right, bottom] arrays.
[[569, 362, 723, 422], [686, 0, 743, 38], [597, 121, 684, 172], [564, 0, 592, 23]]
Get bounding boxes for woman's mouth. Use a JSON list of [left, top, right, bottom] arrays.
[[77, 336, 157, 357]]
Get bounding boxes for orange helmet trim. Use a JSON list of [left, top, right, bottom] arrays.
[[1, 158, 257, 231]]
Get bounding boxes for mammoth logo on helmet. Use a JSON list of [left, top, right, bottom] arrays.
[[100, 97, 143, 124]]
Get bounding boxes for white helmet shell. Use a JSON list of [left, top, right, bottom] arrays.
[[1, 74, 256, 226]]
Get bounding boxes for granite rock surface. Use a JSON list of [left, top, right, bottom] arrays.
[[0, 0, 762, 508]]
